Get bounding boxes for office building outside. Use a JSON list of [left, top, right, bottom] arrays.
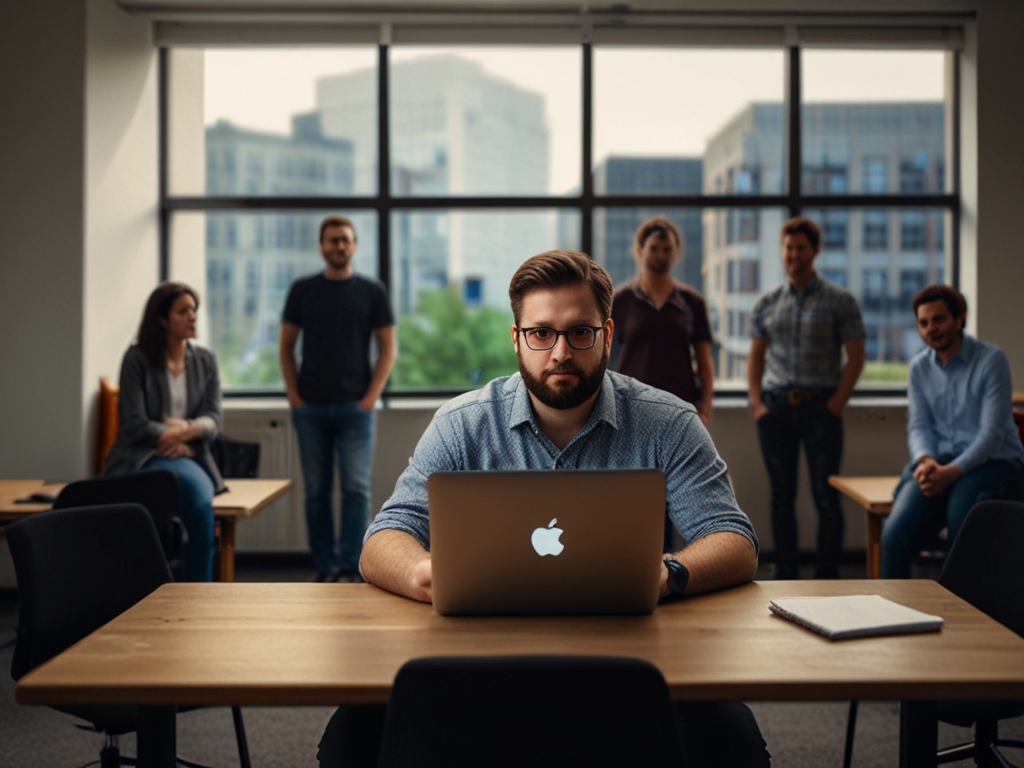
[[702, 102, 945, 384]]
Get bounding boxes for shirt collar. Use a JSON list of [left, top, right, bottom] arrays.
[[630, 278, 688, 313], [929, 333, 975, 368], [786, 271, 822, 297], [507, 370, 620, 433]]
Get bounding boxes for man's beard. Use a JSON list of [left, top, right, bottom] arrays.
[[518, 347, 608, 410]]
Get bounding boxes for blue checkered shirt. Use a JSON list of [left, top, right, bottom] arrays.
[[751, 272, 865, 390], [366, 371, 758, 554]]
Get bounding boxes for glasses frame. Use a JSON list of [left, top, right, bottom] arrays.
[[516, 325, 605, 351]]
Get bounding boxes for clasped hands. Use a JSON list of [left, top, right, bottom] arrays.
[[155, 417, 199, 458], [913, 456, 963, 498]]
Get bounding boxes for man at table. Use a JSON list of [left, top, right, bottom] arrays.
[[351, 250, 768, 768], [747, 216, 865, 579], [881, 285, 1023, 578]]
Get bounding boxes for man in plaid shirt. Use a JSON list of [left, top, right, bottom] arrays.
[[747, 217, 865, 579]]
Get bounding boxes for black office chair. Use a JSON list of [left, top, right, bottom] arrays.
[[53, 469, 185, 561], [211, 436, 261, 479], [370, 655, 685, 768], [7, 504, 252, 768], [844, 500, 1024, 768]]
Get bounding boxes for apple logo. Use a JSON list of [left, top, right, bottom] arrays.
[[531, 518, 565, 557]]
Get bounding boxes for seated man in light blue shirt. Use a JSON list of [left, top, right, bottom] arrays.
[[882, 285, 1024, 578], [348, 250, 769, 768]]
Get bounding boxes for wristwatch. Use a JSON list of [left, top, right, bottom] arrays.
[[663, 556, 690, 597]]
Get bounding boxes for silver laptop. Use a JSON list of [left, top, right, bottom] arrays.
[[429, 469, 666, 616]]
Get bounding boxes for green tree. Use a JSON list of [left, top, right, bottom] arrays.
[[392, 288, 520, 390]]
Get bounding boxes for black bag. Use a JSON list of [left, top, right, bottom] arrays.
[[211, 436, 261, 479]]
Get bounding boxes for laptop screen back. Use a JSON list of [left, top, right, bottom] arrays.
[[429, 469, 666, 616]]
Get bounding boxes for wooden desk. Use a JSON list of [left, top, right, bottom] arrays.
[[830, 475, 900, 579], [0, 478, 292, 582], [16, 580, 1024, 768]]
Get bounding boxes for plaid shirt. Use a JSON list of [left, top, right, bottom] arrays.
[[751, 272, 865, 390]]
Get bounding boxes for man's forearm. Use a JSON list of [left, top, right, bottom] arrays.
[[831, 360, 864, 409], [360, 529, 432, 602], [671, 531, 757, 595], [364, 346, 397, 405]]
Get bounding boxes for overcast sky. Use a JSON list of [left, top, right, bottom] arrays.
[[205, 47, 945, 195]]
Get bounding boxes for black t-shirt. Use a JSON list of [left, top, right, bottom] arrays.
[[282, 272, 395, 404]]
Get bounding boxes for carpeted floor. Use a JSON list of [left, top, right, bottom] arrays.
[[3, 559, 1022, 768]]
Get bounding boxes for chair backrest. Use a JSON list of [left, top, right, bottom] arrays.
[[96, 377, 120, 473], [211, 436, 261, 478], [376, 655, 684, 768], [938, 499, 1024, 639], [6, 504, 172, 681], [53, 469, 182, 558]]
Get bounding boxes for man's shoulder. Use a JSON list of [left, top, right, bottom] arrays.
[[349, 272, 388, 293], [673, 280, 707, 308], [817, 277, 859, 305], [608, 371, 697, 416], [433, 375, 520, 421], [752, 282, 787, 310], [612, 280, 640, 304]]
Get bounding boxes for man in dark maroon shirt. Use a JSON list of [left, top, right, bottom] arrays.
[[611, 217, 714, 425]]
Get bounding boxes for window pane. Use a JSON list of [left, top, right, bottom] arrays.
[[177, 210, 378, 390], [802, 51, 946, 195], [389, 47, 581, 196], [700, 208, 789, 387], [592, 208, 704, 293], [389, 209, 579, 390], [594, 49, 786, 195], [804, 207, 948, 386], [176, 47, 378, 197]]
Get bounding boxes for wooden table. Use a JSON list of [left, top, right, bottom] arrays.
[[830, 475, 900, 579], [0, 478, 291, 582], [16, 580, 1024, 768]]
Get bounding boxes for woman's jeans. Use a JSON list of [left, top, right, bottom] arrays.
[[881, 455, 1019, 578], [292, 402, 375, 577], [143, 456, 215, 582]]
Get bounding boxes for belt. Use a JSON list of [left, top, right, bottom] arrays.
[[769, 389, 831, 406]]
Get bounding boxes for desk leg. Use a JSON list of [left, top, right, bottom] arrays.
[[137, 705, 176, 768], [899, 700, 937, 768], [218, 518, 236, 582], [867, 510, 883, 580]]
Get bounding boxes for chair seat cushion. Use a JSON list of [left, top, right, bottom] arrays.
[[938, 699, 1024, 728]]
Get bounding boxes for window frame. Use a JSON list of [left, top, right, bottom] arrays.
[[158, 42, 961, 399]]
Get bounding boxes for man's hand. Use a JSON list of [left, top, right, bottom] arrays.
[[915, 458, 962, 497], [357, 393, 377, 413], [287, 392, 305, 410], [750, 400, 770, 421], [697, 401, 712, 427], [826, 394, 844, 416]]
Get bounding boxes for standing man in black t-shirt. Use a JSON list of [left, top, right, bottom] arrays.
[[280, 215, 396, 582]]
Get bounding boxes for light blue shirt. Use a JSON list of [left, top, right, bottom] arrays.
[[907, 334, 1024, 474], [366, 371, 758, 554]]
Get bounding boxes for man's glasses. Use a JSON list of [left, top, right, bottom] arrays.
[[516, 326, 604, 351]]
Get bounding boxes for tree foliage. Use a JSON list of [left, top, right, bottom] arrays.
[[391, 288, 520, 389]]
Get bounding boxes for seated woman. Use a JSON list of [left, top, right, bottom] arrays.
[[103, 282, 225, 582]]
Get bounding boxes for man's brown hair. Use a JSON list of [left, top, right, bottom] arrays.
[[912, 284, 967, 319], [633, 216, 683, 262], [779, 216, 821, 252], [319, 215, 357, 243], [508, 250, 613, 325]]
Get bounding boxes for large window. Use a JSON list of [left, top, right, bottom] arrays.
[[162, 39, 958, 394]]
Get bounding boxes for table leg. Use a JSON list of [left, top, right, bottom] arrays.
[[867, 510, 883, 579], [218, 518, 236, 582], [899, 700, 937, 768], [136, 705, 176, 768]]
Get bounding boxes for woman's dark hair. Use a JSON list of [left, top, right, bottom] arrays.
[[135, 282, 200, 366]]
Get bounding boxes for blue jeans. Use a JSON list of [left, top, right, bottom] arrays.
[[143, 456, 215, 582], [292, 402, 375, 576], [756, 391, 845, 579], [881, 455, 1019, 578]]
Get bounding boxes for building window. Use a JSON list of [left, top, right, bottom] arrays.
[[164, 43, 957, 394], [862, 159, 888, 193], [863, 210, 889, 250]]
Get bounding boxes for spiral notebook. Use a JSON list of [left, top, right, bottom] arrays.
[[769, 595, 944, 640]]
